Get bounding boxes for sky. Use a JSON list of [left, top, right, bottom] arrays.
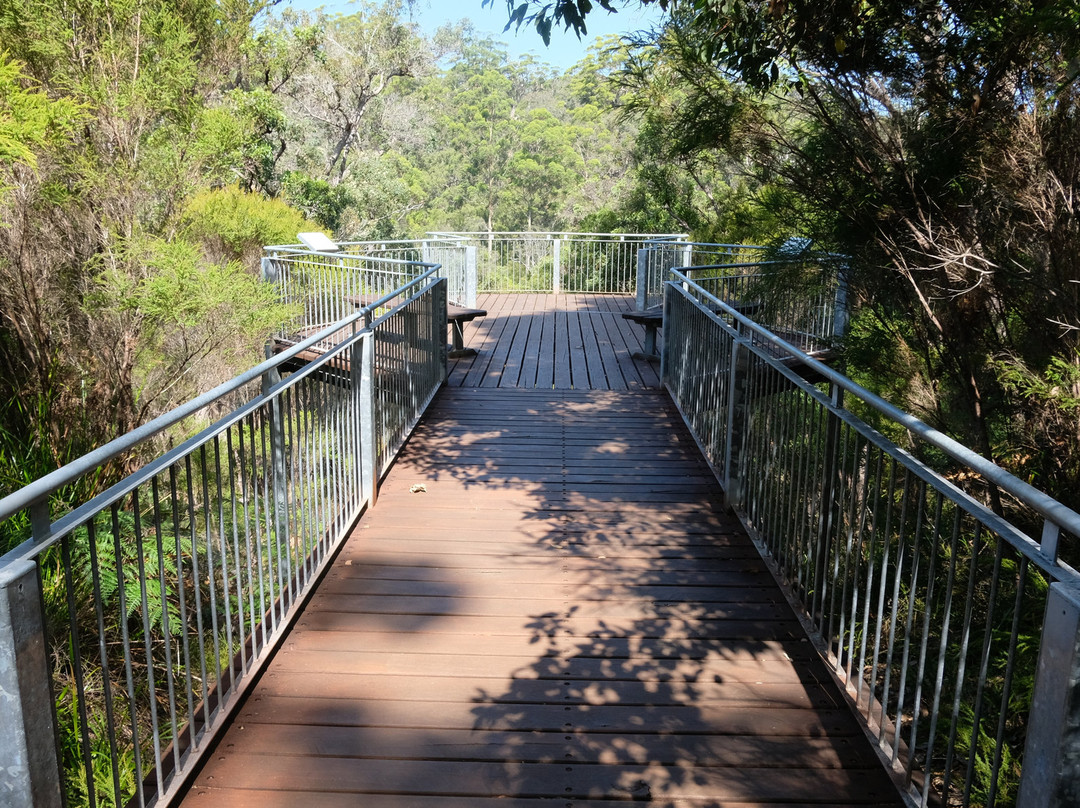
[[284, 1, 668, 71]]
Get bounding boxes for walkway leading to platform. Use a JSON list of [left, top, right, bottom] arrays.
[[184, 386, 903, 807], [448, 293, 661, 390]]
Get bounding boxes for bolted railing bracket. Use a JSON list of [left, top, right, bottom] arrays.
[[0, 559, 62, 808]]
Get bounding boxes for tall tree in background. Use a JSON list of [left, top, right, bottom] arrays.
[[504, 106, 585, 229], [247, 3, 448, 236], [0, 0, 303, 484], [501, 0, 1080, 512], [284, 1, 428, 185]]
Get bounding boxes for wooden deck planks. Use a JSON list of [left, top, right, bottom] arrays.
[[185, 388, 903, 808], [448, 294, 661, 390]]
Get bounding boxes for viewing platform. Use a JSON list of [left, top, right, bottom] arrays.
[[4, 234, 1076, 808], [183, 350, 902, 806], [447, 293, 659, 390]]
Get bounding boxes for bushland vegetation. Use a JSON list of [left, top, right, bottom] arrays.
[[3, 1, 1079, 804]]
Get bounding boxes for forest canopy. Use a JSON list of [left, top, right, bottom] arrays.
[[496, 0, 1080, 516], [1, 0, 1079, 523]]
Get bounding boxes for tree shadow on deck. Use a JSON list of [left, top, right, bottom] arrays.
[[185, 387, 907, 806], [377, 388, 905, 806]]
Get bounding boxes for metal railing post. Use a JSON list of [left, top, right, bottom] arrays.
[[1018, 581, 1080, 807], [261, 254, 278, 283], [434, 277, 449, 384], [357, 331, 379, 506], [635, 248, 648, 311], [659, 283, 670, 382], [833, 259, 850, 340], [723, 330, 746, 510], [0, 558, 63, 808], [465, 245, 478, 309], [552, 238, 561, 295]]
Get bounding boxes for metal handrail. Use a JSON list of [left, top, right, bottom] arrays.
[[663, 269, 1080, 808], [264, 242, 438, 255], [0, 266, 439, 535], [426, 230, 688, 240], [668, 268, 1080, 546]]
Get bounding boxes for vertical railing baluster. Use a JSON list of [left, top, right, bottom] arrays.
[[150, 476, 181, 779], [879, 468, 913, 762], [131, 487, 164, 800], [867, 458, 899, 726], [223, 431, 249, 679], [908, 492, 945, 782], [853, 448, 885, 708], [86, 513, 124, 803], [279, 387, 297, 605]]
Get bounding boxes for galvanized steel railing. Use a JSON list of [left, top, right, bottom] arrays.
[[687, 259, 847, 355], [662, 270, 1080, 808], [263, 245, 435, 331], [429, 231, 686, 294], [635, 241, 768, 311], [267, 232, 692, 307], [0, 268, 447, 807], [264, 237, 478, 319], [637, 243, 847, 354]]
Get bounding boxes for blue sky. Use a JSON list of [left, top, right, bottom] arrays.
[[284, 1, 667, 71]]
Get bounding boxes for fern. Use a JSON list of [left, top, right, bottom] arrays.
[[69, 510, 192, 636]]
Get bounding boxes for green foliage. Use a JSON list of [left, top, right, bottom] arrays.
[[392, 33, 638, 235], [195, 89, 288, 193], [182, 186, 319, 263], [34, 498, 195, 807], [279, 2, 429, 184], [54, 678, 138, 808], [85, 235, 299, 424], [997, 353, 1080, 414], [68, 510, 190, 632], [0, 391, 99, 554], [340, 154, 420, 239], [0, 53, 82, 169], [282, 171, 356, 233], [503, 107, 585, 229], [91, 235, 293, 336], [486, 0, 627, 45]]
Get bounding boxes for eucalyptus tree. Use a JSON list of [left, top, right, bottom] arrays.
[[503, 107, 585, 229], [500, 0, 1080, 511], [0, 0, 301, 480], [559, 37, 638, 225], [282, 1, 430, 185], [401, 39, 554, 232]]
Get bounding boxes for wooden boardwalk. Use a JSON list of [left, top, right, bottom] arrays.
[[183, 297, 902, 806], [448, 294, 660, 390]]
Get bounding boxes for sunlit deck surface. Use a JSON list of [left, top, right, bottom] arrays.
[[448, 293, 660, 390], [184, 295, 902, 807]]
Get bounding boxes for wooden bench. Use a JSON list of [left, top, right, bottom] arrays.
[[621, 306, 664, 361], [622, 300, 765, 362], [345, 294, 486, 358], [446, 304, 487, 358]]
